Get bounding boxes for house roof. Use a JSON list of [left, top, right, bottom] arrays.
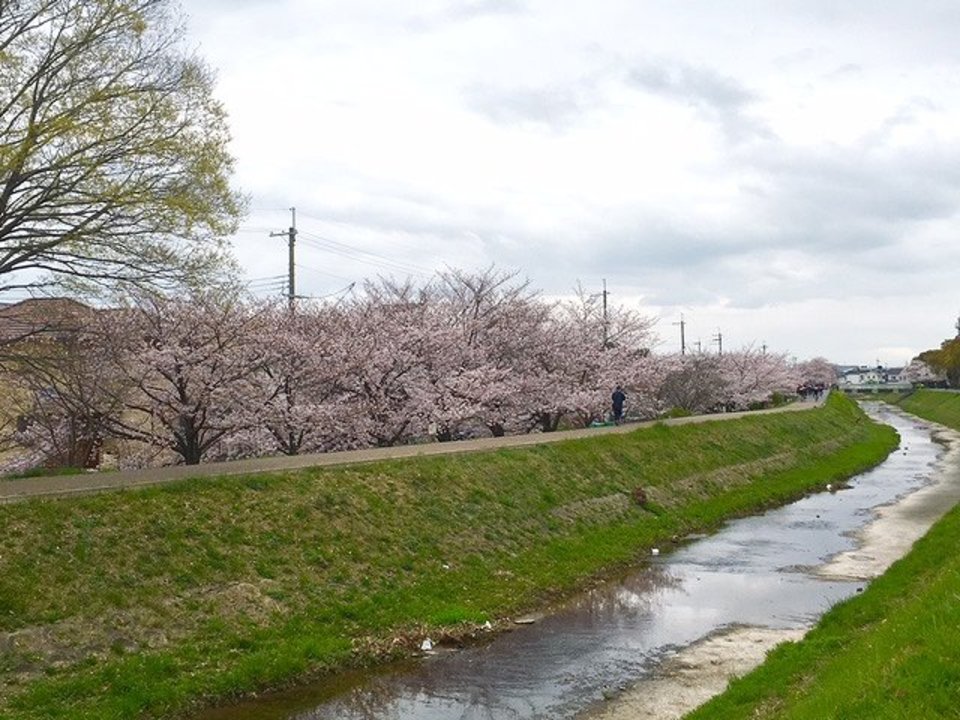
[[0, 298, 94, 342]]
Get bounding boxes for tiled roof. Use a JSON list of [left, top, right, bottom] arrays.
[[0, 298, 93, 341]]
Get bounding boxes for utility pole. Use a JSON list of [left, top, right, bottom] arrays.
[[672, 313, 687, 355], [270, 207, 297, 309], [712, 329, 723, 356], [269, 207, 298, 455], [602, 279, 609, 348]]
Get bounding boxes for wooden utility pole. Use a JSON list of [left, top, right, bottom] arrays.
[[270, 207, 297, 309], [602, 278, 609, 348], [673, 313, 686, 355], [712, 329, 723, 356]]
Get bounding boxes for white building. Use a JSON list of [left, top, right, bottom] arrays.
[[839, 365, 906, 388]]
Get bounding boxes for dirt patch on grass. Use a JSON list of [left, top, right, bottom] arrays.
[[0, 610, 170, 697], [645, 439, 842, 509], [201, 581, 288, 625], [0, 579, 289, 697], [552, 494, 633, 524]]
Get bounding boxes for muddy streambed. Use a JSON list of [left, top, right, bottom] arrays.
[[199, 405, 960, 720]]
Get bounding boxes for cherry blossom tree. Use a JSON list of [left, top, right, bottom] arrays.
[[902, 357, 944, 385], [796, 357, 837, 388], [1, 267, 822, 472], [335, 279, 441, 447], [2, 329, 127, 468], [234, 303, 361, 457], [101, 290, 270, 465], [430, 267, 550, 437], [657, 352, 726, 414], [527, 285, 661, 429], [717, 347, 799, 410], [0, 302, 127, 472]]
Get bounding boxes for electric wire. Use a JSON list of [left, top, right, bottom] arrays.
[[297, 230, 434, 279], [293, 263, 354, 283]]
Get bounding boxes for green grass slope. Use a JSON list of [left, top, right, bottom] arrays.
[[896, 388, 960, 430], [0, 394, 897, 719]]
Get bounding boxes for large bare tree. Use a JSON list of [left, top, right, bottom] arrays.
[[0, 0, 245, 295]]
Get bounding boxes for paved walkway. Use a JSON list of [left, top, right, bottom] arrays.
[[0, 401, 819, 504]]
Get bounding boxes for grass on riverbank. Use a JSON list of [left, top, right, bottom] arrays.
[[0, 394, 897, 720], [892, 388, 960, 430], [685, 388, 960, 720]]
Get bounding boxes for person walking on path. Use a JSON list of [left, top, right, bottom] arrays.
[[612, 386, 627, 425]]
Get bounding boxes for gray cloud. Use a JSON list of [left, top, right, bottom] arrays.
[[406, 0, 527, 33], [625, 60, 774, 143], [628, 62, 754, 109], [824, 63, 863, 80], [180, 0, 960, 364], [463, 82, 597, 129], [749, 142, 960, 248], [444, 0, 527, 21]]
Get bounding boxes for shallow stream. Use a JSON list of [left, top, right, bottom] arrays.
[[200, 404, 960, 720]]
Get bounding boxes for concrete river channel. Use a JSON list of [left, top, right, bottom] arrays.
[[199, 404, 960, 720]]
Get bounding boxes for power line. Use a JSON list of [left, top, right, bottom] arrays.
[[294, 263, 355, 283], [299, 236, 432, 279], [246, 278, 288, 294], [247, 282, 287, 292], [296, 208, 432, 263], [236, 227, 276, 234], [247, 280, 287, 287], [300, 282, 357, 301], [247, 274, 287, 285], [297, 230, 434, 278], [304, 231, 433, 274]]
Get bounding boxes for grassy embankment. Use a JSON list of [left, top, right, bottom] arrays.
[[0, 394, 896, 720], [686, 388, 960, 720], [895, 387, 960, 428]]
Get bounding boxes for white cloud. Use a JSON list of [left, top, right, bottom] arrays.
[[180, 0, 960, 364]]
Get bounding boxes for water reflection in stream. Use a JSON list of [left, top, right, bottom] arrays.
[[201, 404, 948, 720]]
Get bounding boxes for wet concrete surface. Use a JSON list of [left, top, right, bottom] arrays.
[[199, 404, 960, 720]]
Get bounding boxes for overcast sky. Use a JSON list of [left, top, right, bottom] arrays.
[[180, 0, 960, 365]]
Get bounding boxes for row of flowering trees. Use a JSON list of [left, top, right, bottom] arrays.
[[0, 269, 834, 471]]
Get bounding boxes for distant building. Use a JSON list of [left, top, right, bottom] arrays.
[[838, 364, 909, 391], [0, 298, 93, 343]]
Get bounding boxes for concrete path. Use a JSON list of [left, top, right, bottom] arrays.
[[0, 401, 819, 504]]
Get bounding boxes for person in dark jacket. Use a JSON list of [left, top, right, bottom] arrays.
[[612, 386, 626, 424]]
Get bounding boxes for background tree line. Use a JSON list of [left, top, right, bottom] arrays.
[[0, 268, 829, 472], [912, 319, 960, 388]]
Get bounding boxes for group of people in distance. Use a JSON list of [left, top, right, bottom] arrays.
[[610, 381, 825, 426], [796, 384, 827, 402]]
